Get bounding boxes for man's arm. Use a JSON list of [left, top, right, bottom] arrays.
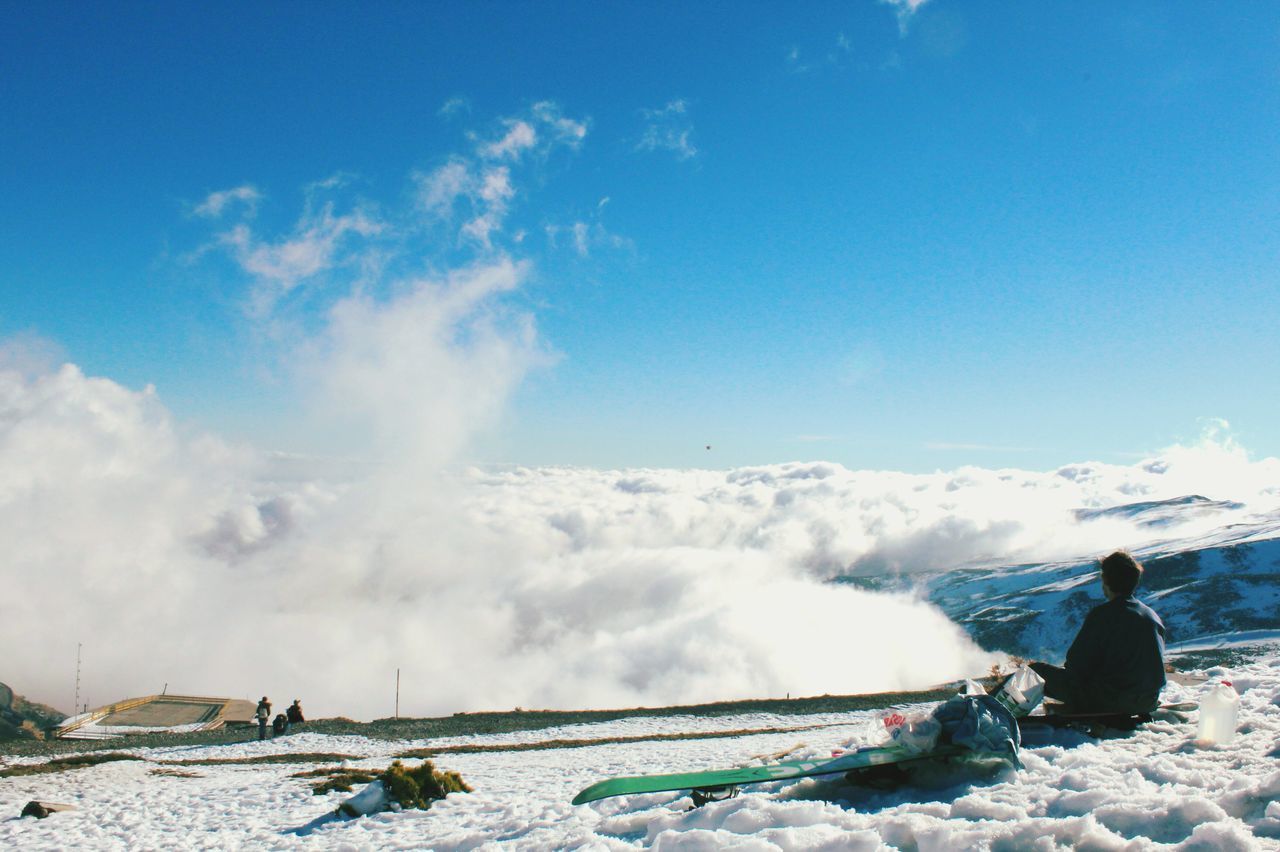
[[1065, 609, 1103, 676]]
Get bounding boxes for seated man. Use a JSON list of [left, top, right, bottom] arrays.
[[1030, 551, 1166, 715]]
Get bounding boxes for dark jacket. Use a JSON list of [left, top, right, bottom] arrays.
[[286, 704, 305, 724], [1066, 595, 1166, 713]]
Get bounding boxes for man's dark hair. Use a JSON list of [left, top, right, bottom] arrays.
[[1100, 550, 1143, 597]]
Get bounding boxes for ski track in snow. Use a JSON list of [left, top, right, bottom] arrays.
[[4, 659, 1280, 850]]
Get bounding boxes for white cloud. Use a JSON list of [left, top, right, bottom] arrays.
[[481, 119, 538, 161], [545, 219, 632, 258], [416, 103, 590, 249], [193, 185, 260, 218], [220, 204, 383, 314], [454, 167, 518, 249], [570, 222, 590, 256], [439, 96, 469, 118], [475, 102, 588, 162], [416, 159, 472, 220], [306, 257, 539, 463], [545, 221, 593, 256], [637, 100, 698, 161], [532, 100, 588, 147], [478, 167, 514, 204], [0, 331, 65, 379], [881, 0, 932, 34], [786, 46, 811, 74]]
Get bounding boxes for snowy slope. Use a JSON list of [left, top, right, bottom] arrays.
[[3, 656, 1279, 849], [914, 502, 1280, 662]]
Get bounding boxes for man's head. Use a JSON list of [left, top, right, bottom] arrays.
[[1100, 550, 1143, 598]]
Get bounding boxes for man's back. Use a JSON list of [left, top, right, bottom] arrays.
[[1066, 596, 1166, 713]]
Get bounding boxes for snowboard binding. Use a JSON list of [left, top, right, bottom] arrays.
[[689, 785, 740, 809]]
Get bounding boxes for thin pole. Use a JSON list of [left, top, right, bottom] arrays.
[[74, 643, 82, 717], [396, 668, 400, 719]]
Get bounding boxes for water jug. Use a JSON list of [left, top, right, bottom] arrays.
[[1197, 680, 1239, 745]]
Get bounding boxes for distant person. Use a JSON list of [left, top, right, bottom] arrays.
[[272, 713, 288, 736], [286, 699, 305, 726], [1030, 551, 1166, 714], [256, 697, 272, 740]]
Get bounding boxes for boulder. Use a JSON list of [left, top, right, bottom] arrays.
[[22, 801, 77, 819]]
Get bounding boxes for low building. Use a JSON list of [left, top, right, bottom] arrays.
[[56, 694, 258, 740]]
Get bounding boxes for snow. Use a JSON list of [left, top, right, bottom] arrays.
[[5, 657, 1280, 849]]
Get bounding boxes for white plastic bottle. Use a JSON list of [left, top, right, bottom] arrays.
[[1197, 680, 1240, 745]]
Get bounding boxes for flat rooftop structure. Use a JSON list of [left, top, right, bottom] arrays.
[[57, 695, 258, 740]]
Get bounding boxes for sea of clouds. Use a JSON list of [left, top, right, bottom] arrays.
[[5, 103, 1279, 721], [5, 308, 1279, 721]]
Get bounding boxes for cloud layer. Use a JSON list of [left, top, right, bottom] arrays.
[[4, 347, 1276, 721]]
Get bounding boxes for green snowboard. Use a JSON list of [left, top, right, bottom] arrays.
[[571, 742, 968, 805]]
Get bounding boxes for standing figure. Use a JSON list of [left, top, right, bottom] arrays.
[[256, 696, 272, 740]]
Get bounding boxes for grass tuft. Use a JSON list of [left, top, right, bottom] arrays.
[[299, 760, 471, 806], [378, 759, 471, 809]]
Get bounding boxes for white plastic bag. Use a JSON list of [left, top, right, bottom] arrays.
[[891, 716, 942, 753], [993, 665, 1045, 717], [338, 780, 389, 817], [870, 711, 942, 753]]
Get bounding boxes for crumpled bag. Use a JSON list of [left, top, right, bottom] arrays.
[[931, 694, 1022, 768]]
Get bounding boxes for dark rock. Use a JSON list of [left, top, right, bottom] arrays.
[[22, 800, 76, 819]]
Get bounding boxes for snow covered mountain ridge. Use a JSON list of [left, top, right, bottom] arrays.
[[908, 497, 1280, 662]]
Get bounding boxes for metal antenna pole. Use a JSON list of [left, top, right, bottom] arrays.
[[396, 668, 400, 719], [74, 643, 82, 718]]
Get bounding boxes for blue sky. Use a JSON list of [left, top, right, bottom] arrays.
[[3, 1, 1278, 471]]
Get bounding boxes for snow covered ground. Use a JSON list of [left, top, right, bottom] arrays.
[[4, 655, 1279, 850]]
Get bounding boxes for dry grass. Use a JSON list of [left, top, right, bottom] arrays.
[[294, 766, 382, 795], [396, 723, 835, 760], [0, 752, 140, 777], [149, 767, 203, 779], [161, 752, 353, 767]]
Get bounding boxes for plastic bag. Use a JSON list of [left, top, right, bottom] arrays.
[[871, 711, 942, 753], [891, 716, 942, 753], [992, 665, 1045, 717]]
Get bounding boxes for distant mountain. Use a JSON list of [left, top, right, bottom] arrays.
[[923, 502, 1280, 661], [1072, 494, 1246, 528]]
